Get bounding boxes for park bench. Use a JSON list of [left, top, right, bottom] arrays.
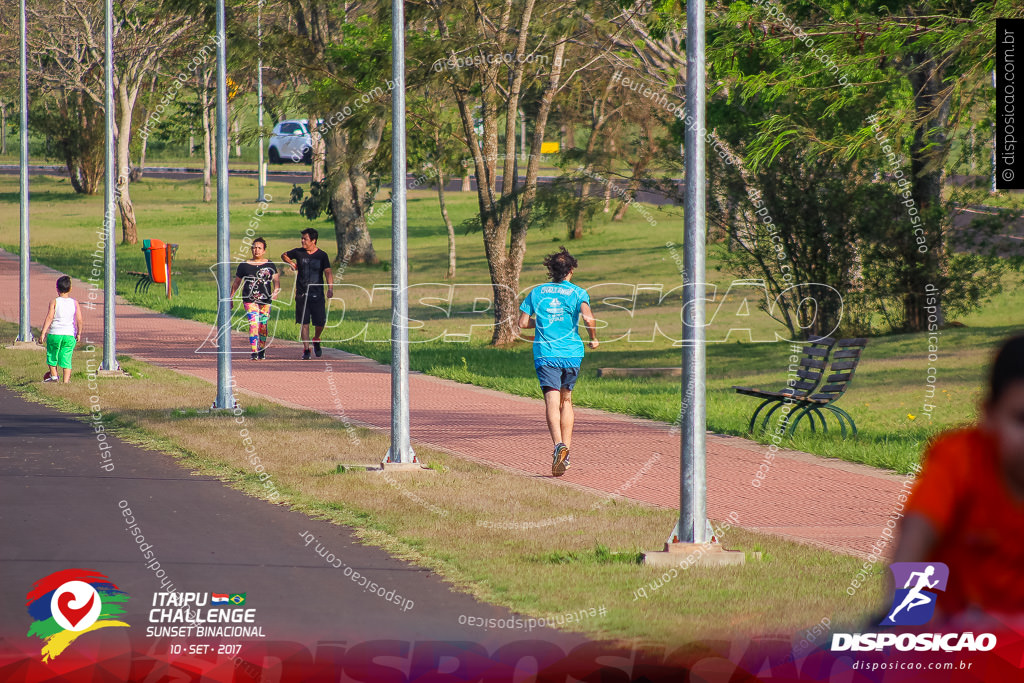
[[126, 239, 178, 298], [732, 336, 835, 434], [733, 337, 868, 438]]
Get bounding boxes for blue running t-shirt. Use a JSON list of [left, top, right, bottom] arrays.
[[520, 281, 590, 368]]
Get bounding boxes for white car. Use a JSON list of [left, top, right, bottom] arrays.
[[268, 119, 312, 164]]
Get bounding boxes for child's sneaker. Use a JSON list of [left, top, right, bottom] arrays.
[[552, 443, 569, 477], [251, 352, 259, 361], [43, 373, 58, 383], [257, 349, 266, 360]]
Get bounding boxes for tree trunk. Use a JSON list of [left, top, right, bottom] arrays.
[[233, 118, 241, 157], [435, 0, 569, 345], [0, 102, 6, 155], [571, 183, 589, 239], [613, 118, 656, 221], [135, 75, 157, 179], [57, 89, 86, 194], [310, 117, 326, 183], [603, 139, 615, 212], [903, 52, 950, 332], [325, 119, 384, 265], [139, 134, 149, 174], [612, 189, 629, 220], [436, 167, 456, 280], [79, 93, 101, 195], [201, 74, 212, 203], [66, 158, 85, 194], [490, 41, 567, 345], [189, 134, 195, 157], [570, 77, 617, 239], [460, 172, 471, 192], [116, 83, 138, 244]]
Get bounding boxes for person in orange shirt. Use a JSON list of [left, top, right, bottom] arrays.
[[892, 334, 1024, 618]]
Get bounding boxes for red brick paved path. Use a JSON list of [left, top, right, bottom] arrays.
[[1, 249, 907, 558]]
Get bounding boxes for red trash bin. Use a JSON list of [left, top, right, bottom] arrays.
[[148, 239, 169, 284]]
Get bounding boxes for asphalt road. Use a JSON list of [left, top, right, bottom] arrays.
[[0, 385, 667, 681], [0, 163, 683, 207]]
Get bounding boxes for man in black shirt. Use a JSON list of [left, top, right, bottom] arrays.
[[281, 228, 333, 359]]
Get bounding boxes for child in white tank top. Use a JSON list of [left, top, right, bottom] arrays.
[[40, 275, 82, 384]]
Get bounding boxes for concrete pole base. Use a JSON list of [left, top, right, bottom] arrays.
[[643, 542, 746, 568], [6, 340, 38, 349], [377, 461, 432, 473], [96, 369, 132, 378]]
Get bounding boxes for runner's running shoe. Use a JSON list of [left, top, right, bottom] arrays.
[[552, 443, 569, 477]]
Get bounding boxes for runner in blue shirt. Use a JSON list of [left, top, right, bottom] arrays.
[[518, 247, 599, 476]]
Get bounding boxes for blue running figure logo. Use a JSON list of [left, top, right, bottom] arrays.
[[881, 562, 949, 626]]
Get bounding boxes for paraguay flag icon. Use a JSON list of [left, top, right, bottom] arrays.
[[25, 569, 130, 662]]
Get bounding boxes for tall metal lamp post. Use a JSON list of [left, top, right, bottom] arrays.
[[384, 0, 415, 466], [100, 0, 119, 371], [642, 0, 743, 568], [257, 0, 266, 203], [212, 0, 234, 410], [16, 0, 31, 345]]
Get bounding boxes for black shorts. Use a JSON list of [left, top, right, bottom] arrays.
[[295, 295, 327, 326]]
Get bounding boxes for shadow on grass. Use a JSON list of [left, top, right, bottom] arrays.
[[0, 190, 91, 204]]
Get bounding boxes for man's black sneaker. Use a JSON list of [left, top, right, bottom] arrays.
[[313, 341, 322, 357], [302, 349, 312, 360], [552, 443, 569, 477], [251, 352, 259, 361], [257, 349, 266, 360]]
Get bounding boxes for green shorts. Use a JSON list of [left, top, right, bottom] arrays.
[[46, 334, 76, 369]]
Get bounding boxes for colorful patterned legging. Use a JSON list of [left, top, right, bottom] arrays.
[[244, 302, 271, 352]]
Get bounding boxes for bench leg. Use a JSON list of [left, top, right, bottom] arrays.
[[760, 401, 791, 433], [826, 405, 857, 438], [804, 408, 818, 434], [811, 406, 840, 437], [138, 277, 154, 294], [820, 406, 841, 436], [748, 399, 777, 433], [787, 404, 816, 435]]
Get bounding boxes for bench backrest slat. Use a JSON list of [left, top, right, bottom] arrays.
[[784, 337, 836, 398], [810, 338, 868, 404]]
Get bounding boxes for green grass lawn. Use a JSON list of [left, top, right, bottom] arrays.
[[0, 319, 886, 646], [2, 172, 1021, 474]]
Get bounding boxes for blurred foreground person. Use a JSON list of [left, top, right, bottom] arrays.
[[892, 334, 1024, 619]]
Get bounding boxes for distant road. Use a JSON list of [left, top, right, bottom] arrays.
[[0, 163, 683, 207]]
